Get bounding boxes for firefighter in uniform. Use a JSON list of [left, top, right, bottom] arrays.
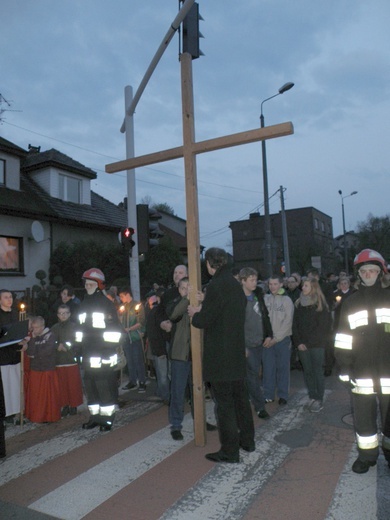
[[335, 249, 390, 473], [76, 268, 122, 432]]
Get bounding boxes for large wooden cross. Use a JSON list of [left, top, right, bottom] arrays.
[[106, 52, 294, 446]]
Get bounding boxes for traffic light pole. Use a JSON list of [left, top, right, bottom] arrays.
[[124, 86, 141, 301]]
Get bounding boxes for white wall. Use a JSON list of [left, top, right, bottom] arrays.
[[0, 151, 20, 191]]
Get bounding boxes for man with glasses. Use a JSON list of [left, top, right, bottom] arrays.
[[335, 249, 390, 474], [285, 275, 301, 303]]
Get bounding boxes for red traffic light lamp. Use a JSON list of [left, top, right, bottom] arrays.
[[121, 227, 135, 250]]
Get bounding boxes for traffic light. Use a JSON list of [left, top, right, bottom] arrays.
[[136, 204, 164, 254], [121, 227, 135, 251], [136, 205, 149, 254], [182, 2, 204, 60]]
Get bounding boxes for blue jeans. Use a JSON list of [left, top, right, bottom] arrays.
[[123, 338, 146, 385], [262, 336, 291, 401], [153, 354, 170, 402], [246, 346, 265, 412], [298, 347, 325, 401], [169, 359, 192, 431]]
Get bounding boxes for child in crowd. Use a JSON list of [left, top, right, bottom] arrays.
[[51, 304, 84, 417]]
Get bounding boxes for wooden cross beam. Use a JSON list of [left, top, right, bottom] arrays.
[[106, 53, 294, 447], [106, 122, 293, 174]]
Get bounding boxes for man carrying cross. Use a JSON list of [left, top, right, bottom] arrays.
[[188, 247, 255, 463]]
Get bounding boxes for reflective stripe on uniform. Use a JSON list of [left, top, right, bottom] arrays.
[[79, 312, 87, 324], [88, 404, 100, 415], [90, 357, 102, 368], [103, 331, 121, 343], [339, 374, 350, 382], [100, 405, 116, 416], [75, 331, 83, 343], [380, 378, 390, 394], [356, 433, 378, 450], [376, 308, 390, 324], [334, 333, 353, 350], [92, 312, 106, 328], [348, 310, 368, 329], [351, 378, 375, 395]]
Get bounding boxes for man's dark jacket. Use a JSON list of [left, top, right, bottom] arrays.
[[191, 264, 247, 382]]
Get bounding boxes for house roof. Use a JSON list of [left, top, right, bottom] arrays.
[[160, 223, 187, 250], [0, 143, 127, 230], [0, 170, 127, 230], [0, 136, 28, 158], [22, 148, 97, 179]]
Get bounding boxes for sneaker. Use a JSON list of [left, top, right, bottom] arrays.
[[122, 382, 137, 391], [278, 398, 287, 405], [304, 399, 316, 411], [138, 383, 146, 393], [257, 409, 270, 420], [310, 400, 323, 413], [265, 399, 274, 403], [352, 458, 376, 474], [171, 430, 183, 441], [61, 406, 70, 417]]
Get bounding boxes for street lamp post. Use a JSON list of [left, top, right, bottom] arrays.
[[260, 82, 294, 279], [338, 189, 358, 275]]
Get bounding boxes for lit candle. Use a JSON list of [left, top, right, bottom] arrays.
[[19, 303, 27, 321], [335, 296, 342, 303]]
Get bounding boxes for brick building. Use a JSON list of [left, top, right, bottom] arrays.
[[230, 207, 336, 278]]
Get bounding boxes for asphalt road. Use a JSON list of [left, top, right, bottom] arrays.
[[1, 369, 389, 520]]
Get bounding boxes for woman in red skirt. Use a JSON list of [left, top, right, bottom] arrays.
[[25, 316, 61, 423]]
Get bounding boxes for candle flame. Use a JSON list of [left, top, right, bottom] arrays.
[[135, 303, 141, 312], [20, 303, 26, 311], [119, 305, 125, 313]]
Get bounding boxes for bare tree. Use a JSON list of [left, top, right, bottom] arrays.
[[356, 213, 390, 259]]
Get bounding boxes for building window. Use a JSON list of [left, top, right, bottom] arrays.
[[0, 236, 24, 274], [314, 218, 319, 230], [0, 159, 5, 185], [59, 174, 81, 203], [321, 221, 325, 232]]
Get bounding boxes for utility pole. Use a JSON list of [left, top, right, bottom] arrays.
[[124, 86, 140, 301], [280, 186, 290, 277]]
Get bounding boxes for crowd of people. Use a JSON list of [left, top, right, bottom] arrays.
[[1, 247, 389, 475]]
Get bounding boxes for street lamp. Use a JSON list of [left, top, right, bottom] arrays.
[[338, 189, 358, 275], [260, 82, 294, 278]]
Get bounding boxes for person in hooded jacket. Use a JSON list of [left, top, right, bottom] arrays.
[[335, 249, 390, 474]]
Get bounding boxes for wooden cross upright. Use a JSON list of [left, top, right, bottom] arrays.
[[106, 52, 294, 447]]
